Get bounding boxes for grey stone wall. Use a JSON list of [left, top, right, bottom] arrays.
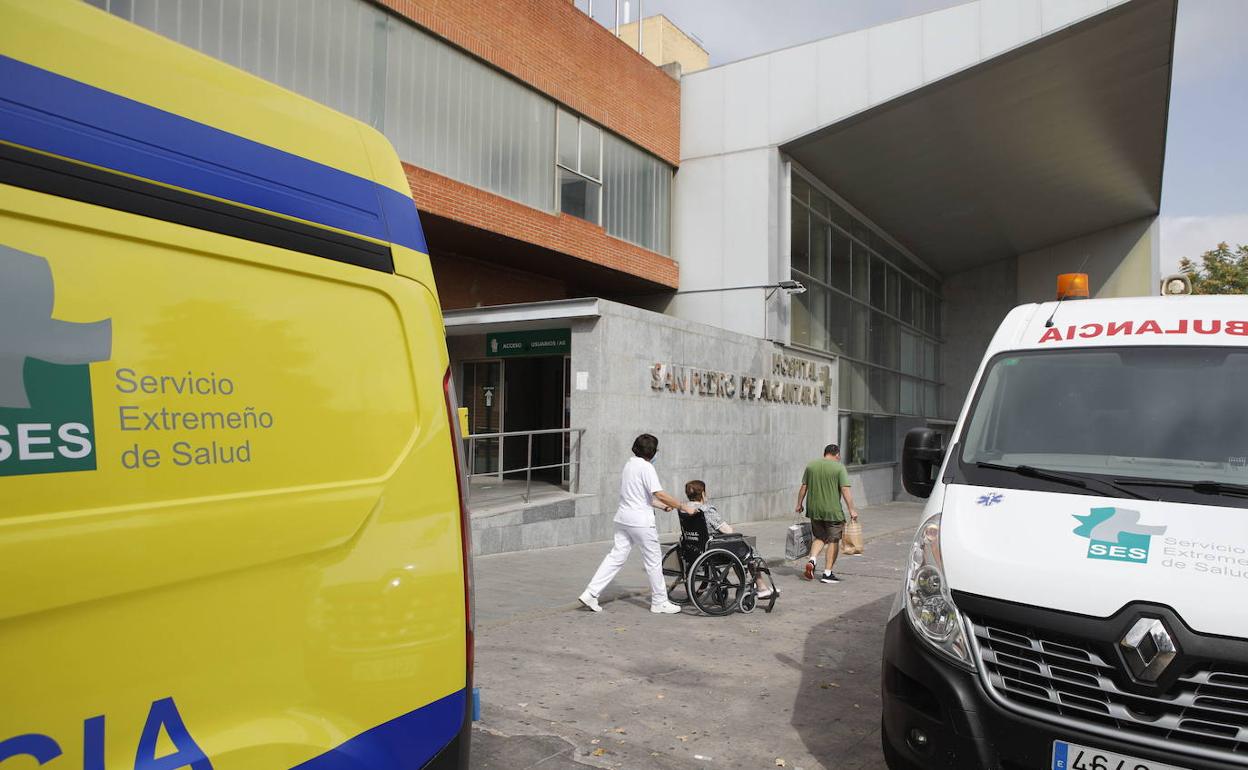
[[1016, 216, 1157, 304], [847, 466, 897, 508], [941, 257, 1018, 420], [570, 300, 841, 542]]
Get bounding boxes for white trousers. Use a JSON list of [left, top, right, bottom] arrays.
[[586, 523, 668, 606]]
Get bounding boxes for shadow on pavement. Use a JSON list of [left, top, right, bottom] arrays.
[[787, 593, 895, 770]]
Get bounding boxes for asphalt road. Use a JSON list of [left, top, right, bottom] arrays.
[[471, 503, 922, 769]]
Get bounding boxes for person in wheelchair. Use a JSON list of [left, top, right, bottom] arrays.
[[684, 480, 776, 599]]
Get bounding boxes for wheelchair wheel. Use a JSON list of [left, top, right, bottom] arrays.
[[661, 544, 691, 604], [688, 549, 745, 616], [740, 590, 757, 614]]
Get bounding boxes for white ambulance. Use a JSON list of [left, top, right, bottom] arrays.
[[882, 278, 1248, 770]]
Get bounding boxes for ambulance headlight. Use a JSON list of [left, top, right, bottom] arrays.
[[905, 513, 974, 669]]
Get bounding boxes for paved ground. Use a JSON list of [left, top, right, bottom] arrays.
[[471, 502, 924, 770]]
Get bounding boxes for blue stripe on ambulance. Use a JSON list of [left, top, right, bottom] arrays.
[[0, 55, 427, 255], [290, 690, 466, 770]]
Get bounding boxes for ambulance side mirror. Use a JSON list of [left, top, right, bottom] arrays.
[[902, 428, 945, 499]]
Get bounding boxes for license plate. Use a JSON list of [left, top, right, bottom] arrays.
[[1053, 741, 1190, 770]]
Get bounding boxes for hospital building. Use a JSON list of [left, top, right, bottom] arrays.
[[89, 0, 1176, 553]]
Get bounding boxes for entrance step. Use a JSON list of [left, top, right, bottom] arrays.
[[468, 478, 596, 556]]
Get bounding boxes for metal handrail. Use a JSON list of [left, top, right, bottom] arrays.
[[464, 427, 584, 504], [466, 427, 579, 439]]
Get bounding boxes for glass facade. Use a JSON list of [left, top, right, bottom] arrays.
[[602, 134, 672, 256], [89, 0, 672, 255], [386, 14, 555, 211], [789, 168, 944, 465]]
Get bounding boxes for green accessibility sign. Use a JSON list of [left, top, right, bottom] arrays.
[[486, 329, 570, 358]]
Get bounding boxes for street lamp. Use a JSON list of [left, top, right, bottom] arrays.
[[674, 280, 806, 297], [672, 281, 806, 341]]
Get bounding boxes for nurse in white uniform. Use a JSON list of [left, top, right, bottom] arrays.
[[579, 433, 689, 614]]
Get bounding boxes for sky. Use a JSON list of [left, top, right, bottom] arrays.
[[580, 0, 1248, 277]]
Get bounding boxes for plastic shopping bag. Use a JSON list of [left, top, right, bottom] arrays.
[[841, 520, 865, 555], [785, 520, 813, 561]]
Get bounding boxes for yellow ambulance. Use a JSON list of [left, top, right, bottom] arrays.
[[0, 2, 472, 768]]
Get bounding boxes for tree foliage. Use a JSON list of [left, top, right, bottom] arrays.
[[1179, 242, 1248, 295]]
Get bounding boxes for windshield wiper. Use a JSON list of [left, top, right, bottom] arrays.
[[1113, 478, 1248, 498], [975, 462, 1151, 500]]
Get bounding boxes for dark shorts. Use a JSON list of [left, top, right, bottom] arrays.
[[811, 519, 845, 543]]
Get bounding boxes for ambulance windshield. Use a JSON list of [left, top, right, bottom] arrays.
[[959, 347, 1248, 504]]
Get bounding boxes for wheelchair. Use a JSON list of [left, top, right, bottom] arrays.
[[661, 510, 778, 616]]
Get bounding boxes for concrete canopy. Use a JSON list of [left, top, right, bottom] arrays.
[[781, 0, 1176, 276]]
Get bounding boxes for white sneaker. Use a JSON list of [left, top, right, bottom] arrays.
[[650, 601, 682, 615], [578, 590, 602, 612]]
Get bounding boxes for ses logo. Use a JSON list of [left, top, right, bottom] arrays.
[[0, 245, 111, 477], [1072, 507, 1167, 564]]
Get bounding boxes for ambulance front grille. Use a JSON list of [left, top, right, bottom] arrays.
[[968, 616, 1248, 762]]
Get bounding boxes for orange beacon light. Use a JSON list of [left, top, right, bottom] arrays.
[[1057, 273, 1090, 300]]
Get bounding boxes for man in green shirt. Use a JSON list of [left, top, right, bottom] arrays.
[[795, 443, 859, 583]]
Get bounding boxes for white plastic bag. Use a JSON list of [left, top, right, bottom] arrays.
[[785, 520, 812, 561]]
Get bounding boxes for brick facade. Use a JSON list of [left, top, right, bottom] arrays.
[[377, 0, 680, 166], [405, 163, 679, 291]]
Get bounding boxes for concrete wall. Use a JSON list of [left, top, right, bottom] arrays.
[[1016, 216, 1158, 303], [679, 0, 1132, 164], [940, 216, 1157, 422], [571, 301, 841, 543], [668, 148, 782, 339], [941, 257, 1019, 419], [848, 466, 898, 508]]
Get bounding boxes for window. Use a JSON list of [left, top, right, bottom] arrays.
[[840, 414, 867, 466], [851, 243, 870, 301], [788, 166, 946, 466], [557, 110, 579, 169], [556, 109, 602, 224], [848, 303, 869, 360], [837, 414, 896, 466], [792, 288, 812, 348], [867, 416, 896, 464], [900, 377, 919, 416], [808, 285, 828, 352], [925, 383, 940, 418], [580, 122, 602, 179], [791, 204, 809, 276], [830, 229, 851, 295], [869, 369, 898, 414], [870, 313, 897, 369], [870, 257, 886, 309], [826, 300, 848, 355], [900, 331, 920, 376], [840, 359, 868, 412], [887, 267, 902, 318], [810, 220, 829, 283], [792, 173, 811, 205], [958, 348, 1248, 507]]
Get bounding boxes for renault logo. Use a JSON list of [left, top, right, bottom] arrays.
[[1120, 618, 1177, 682]]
